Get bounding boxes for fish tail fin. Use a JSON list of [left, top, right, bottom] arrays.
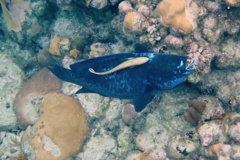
[[45, 54, 78, 84]]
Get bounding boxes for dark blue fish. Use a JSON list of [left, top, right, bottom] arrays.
[[46, 47, 194, 112]]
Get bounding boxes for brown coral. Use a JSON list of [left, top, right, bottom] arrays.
[[225, 0, 240, 6], [14, 68, 62, 129], [184, 99, 206, 124], [0, 0, 31, 31], [49, 35, 61, 56], [123, 11, 147, 35], [156, 0, 194, 33], [21, 92, 88, 160], [48, 35, 70, 56]]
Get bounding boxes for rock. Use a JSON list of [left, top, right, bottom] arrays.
[[0, 54, 23, 130], [90, 0, 108, 9], [77, 134, 117, 159], [118, 1, 133, 13], [198, 121, 226, 146], [0, 132, 23, 159], [89, 42, 106, 57], [164, 35, 184, 49], [21, 92, 88, 160], [166, 133, 200, 159], [215, 38, 240, 68]]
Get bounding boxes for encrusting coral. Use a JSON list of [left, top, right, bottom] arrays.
[[14, 68, 62, 129], [156, 0, 194, 33], [21, 92, 88, 160], [48, 35, 70, 56]]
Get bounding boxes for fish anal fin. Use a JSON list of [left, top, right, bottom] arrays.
[[132, 93, 155, 112], [76, 87, 96, 94]]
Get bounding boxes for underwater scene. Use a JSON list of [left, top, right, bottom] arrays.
[[0, 0, 240, 159]]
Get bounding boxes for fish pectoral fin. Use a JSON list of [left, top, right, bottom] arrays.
[[132, 93, 155, 112], [89, 57, 149, 75], [75, 87, 96, 94]]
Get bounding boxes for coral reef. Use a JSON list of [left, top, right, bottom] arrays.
[[215, 38, 240, 68], [123, 11, 148, 35], [225, 0, 240, 6], [156, 0, 195, 33], [0, 0, 240, 159], [184, 99, 206, 124], [198, 112, 240, 159], [48, 35, 70, 56], [118, 1, 133, 13], [21, 92, 88, 160], [14, 68, 62, 129], [90, 0, 108, 9], [89, 42, 107, 57], [0, 0, 31, 31]]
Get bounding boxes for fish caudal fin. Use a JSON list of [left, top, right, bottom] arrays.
[[45, 54, 78, 84]]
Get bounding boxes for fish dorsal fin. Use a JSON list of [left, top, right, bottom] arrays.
[[89, 57, 149, 75], [134, 43, 149, 53]]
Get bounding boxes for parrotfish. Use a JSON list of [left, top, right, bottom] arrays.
[[46, 46, 195, 112]]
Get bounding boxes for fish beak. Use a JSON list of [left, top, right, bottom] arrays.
[[186, 58, 195, 71]]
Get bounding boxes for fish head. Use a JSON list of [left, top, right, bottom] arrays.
[[152, 55, 195, 90], [183, 57, 195, 75], [162, 55, 195, 76]]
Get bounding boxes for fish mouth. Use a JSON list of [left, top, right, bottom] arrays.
[[186, 58, 195, 71]]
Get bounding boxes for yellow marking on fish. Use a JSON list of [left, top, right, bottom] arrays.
[[89, 57, 149, 75]]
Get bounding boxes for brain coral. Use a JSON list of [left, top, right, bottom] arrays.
[[123, 11, 147, 35], [21, 92, 88, 160], [225, 0, 240, 6], [156, 0, 194, 33]]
